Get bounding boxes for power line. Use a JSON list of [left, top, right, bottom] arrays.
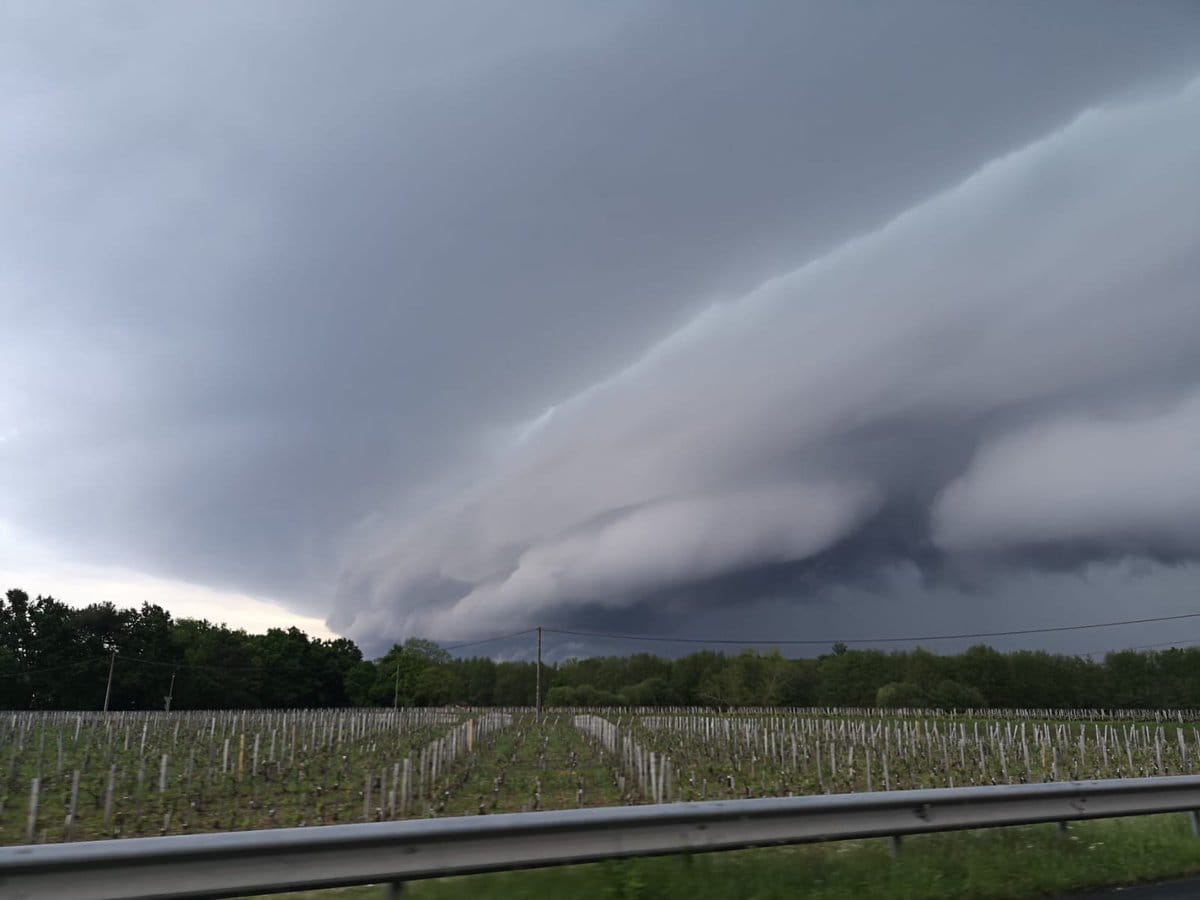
[[0, 629, 539, 679], [543, 611, 1200, 647], [1081, 639, 1200, 658], [0, 658, 104, 679], [2, 614, 1192, 681], [117, 655, 269, 673], [443, 628, 538, 652], [0, 654, 269, 680], [1128, 640, 1200, 652]]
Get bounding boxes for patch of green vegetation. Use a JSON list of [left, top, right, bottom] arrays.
[[439, 714, 623, 816], [251, 814, 1200, 900], [0, 711, 463, 844]]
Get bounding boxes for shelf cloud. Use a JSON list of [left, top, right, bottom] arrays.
[[2, 3, 1199, 650], [335, 77, 1200, 641]]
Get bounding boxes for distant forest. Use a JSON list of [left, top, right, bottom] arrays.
[[1, 589, 1193, 711]]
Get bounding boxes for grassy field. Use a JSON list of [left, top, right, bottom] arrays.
[[6, 706, 1200, 844], [437, 713, 623, 815], [7, 707, 1200, 896], [0, 708, 492, 843], [244, 814, 1200, 900]]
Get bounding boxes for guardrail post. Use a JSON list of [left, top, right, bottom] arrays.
[[1190, 811, 1200, 837], [383, 880, 405, 898], [889, 835, 902, 857], [1057, 821, 1069, 836]]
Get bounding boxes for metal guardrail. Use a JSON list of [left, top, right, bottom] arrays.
[[3, 775, 1200, 900]]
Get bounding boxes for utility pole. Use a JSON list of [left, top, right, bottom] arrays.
[[535, 626, 542, 722], [102, 650, 117, 713], [164, 671, 176, 712]]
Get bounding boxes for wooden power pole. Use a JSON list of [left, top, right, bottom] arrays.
[[535, 626, 542, 722], [102, 651, 117, 713]]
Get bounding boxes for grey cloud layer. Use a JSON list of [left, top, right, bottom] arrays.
[[936, 392, 1200, 555], [336, 78, 1200, 641], [2, 3, 1199, 642]]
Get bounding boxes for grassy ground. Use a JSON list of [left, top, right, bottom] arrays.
[[438, 714, 623, 816], [0, 711, 461, 844], [246, 814, 1200, 900]]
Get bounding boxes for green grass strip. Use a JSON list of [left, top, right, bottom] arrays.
[[252, 813, 1200, 900]]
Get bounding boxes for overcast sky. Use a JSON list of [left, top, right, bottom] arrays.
[[3, 2, 1200, 658]]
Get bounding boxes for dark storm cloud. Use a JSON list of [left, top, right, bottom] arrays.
[[338, 75, 1200, 644], [2, 2, 1199, 645]]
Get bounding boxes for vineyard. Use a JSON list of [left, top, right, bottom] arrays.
[[4, 706, 1200, 846]]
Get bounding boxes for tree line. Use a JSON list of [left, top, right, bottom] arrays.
[[1, 589, 1194, 710]]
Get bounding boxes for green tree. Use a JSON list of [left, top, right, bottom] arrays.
[[345, 661, 380, 707], [876, 681, 929, 708], [928, 679, 985, 709]]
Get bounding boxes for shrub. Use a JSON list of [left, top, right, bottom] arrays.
[[876, 681, 929, 708]]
